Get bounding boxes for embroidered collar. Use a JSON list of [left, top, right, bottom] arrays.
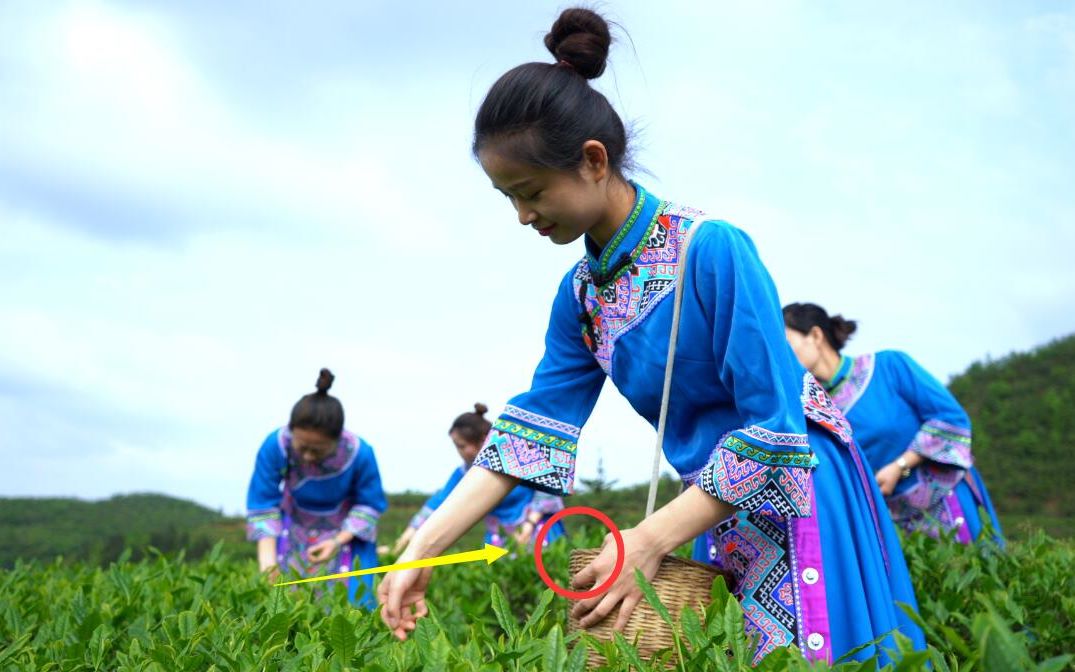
[[824, 355, 853, 393], [584, 183, 663, 286]]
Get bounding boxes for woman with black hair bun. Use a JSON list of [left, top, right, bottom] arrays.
[[379, 7, 925, 665], [389, 403, 565, 555], [245, 369, 387, 608], [784, 303, 1003, 546]]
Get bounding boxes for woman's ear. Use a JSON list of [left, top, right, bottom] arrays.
[[578, 140, 610, 183], [809, 325, 826, 347]]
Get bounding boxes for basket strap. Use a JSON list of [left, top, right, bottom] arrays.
[[645, 216, 706, 518]]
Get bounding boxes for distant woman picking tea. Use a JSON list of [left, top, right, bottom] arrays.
[[246, 369, 387, 607], [784, 303, 1003, 545], [390, 403, 564, 553]]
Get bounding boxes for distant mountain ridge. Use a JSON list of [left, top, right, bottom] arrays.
[[4, 333, 1073, 565]]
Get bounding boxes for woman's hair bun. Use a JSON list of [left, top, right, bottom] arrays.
[[315, 368, 335, 395], [543, 8, 611, 80], [473, 402, 489, 416], [828, 316, 859, 350]]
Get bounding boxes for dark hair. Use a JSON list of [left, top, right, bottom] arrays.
[[783, 303, 858, 352], [472, 8, 629, 177], [449, 403, 492, 445], [289, 368, 345, 439]]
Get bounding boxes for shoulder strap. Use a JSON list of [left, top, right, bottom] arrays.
[[645, 216, 707, 517]]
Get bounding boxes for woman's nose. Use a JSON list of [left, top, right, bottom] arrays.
[[517, 205, 537, 226]]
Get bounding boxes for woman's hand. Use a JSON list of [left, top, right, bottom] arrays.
[[570, 527, 664, 631], [875, 463, 903, 496], [261, 564, 282, 584], [392, 527, 416, 555], [307, 538, 341, 564], [378, 567, 432, 640]]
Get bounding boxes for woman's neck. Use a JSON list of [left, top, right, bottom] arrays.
[[588, 179, 637, 249], [813, 348, 843, 384]]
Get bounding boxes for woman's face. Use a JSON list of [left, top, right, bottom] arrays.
[[478, 142, 611, 246], [785, 326, 826, 373], [291, 427, 337, 464], [450, 430, 481, 466]]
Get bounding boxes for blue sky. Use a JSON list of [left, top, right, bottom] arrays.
[[2, 1, 1073, 514]]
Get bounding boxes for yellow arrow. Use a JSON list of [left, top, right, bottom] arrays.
[[274, 543, 509, 587]]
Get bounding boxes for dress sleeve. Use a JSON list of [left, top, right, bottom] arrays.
[[342, 439, 388, 542], [887, 351, 973, 470], [688, 221, 820, 518], [527, 490, 565, 516], [408, 466, 465, 529], [473, 267, 607, 496], [245, 429, 287, 540]]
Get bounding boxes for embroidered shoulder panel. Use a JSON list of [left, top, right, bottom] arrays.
[[572, 206, 699, 374]]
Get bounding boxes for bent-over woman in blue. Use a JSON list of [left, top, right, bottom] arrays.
[[378, 8, 925, 664], [784, 303, 1003, 545], [246, 369, 387, 608]]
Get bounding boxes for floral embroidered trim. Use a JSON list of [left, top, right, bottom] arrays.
[[409, 505, 435, 530], [475, 428, 576, 496], [246, 510, 282, 540], [743, 425, 811, 448], [490, 419, 577, 453], [827, 354, 875, 413], [697, 434, 814, 518], [801, 374, 855, 446], [573, 207, 693, 374], [909, 419, 973, 469], [502, 405, 581, 439], [342, 505, 381, 542]]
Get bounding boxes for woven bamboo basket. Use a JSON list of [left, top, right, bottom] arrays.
[[567, 548, 734, 666]]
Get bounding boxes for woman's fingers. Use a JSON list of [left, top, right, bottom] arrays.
[[612, 592, 642, 632], [571, 562, 598, 589], [578, 590, 622, 629]]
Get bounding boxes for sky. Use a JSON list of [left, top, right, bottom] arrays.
[[2, 1, 1073, 516]]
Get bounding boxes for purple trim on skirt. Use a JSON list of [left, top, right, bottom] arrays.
[[845, 441, 890, 573], [945, 491, 973, 545], [791, 486, 832, 663]]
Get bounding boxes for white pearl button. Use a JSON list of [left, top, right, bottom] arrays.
[[807, 633, 825, 651], [802, 567, 819, 585], [954, 517, 965, 526]]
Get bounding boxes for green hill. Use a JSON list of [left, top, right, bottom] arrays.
[[4, 332, 1072, 566], [0, 493, 246, 567], [948, 333, 1075, 537]]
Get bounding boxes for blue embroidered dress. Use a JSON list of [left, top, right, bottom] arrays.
[[825, 352, 1003, 544], [409, 465, 566, 546], [472, 185, 925, 664], [246, 427, 387, 608]]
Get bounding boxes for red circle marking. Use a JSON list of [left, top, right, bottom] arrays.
[[533, 505, 624, 600]]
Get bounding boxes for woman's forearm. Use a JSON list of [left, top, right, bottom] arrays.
[[636, 485, 737, 556], [403, 467, 518, 559], [256, 536, 278, 570]]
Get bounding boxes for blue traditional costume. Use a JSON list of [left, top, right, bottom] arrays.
[[824, 351, 1003, 545], [472, 185, 925, 663], [246, 427, 387, 608], [409, 465, 566, 546]]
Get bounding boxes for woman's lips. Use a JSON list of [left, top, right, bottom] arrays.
[[536, 224, 555, 236]]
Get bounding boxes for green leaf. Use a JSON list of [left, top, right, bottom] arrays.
[[489, 584, 518, 640], [543, 624, 566, 671], [564, 643, 589, 672], [327, 614, 357, 663], [634, 568, 673, 627], [1037, 655, 1075, 672], [612, 631, 648, 670], [722, 590, 749, 665], [522, 589, 555, 635]]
